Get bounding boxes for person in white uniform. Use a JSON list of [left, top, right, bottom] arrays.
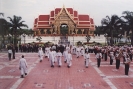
[[38, 47, 44, 62], [45, 46, 50, 58], [56, 50, 62, 67], [76, 46, 80, 58], [72, 45, 76, 55], [81, 46, 85, 56], [63, 49, 68, 63], [8, 47, 12, 61], [52, 49, 57, 63], [49, 49, 54, 67], [19, 55, 28, 78], [67, 51, 72, 68], [84, 51, 90, 68]]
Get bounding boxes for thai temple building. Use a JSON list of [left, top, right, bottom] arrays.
[[31, 6, 96, 44]]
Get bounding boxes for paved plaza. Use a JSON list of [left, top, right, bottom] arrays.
[[0, 53, 133, 89]]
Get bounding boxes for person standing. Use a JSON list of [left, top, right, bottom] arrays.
[[96, 50, 102, 67], [115, 50, 121, 69], [52, 49, 57, 63], [38, 47, 44, 62], [81, 47, 85, 56], [67, 51, 72, 68], [109, 50, 115, 65], [76, 46, 80, 58], [49, 49, 54, 67], [12, 45, 15, 59], [8, 47, 12, 61], [56, 50, 62, 67], [123, 50, 127, 64], [45, 46, 50, 58], [124, 55, 131, 75], [130, 48, 133, 61], [104, 47, 108, 61], [63, 49, 68, 63], [128, 48, 132, 61], [84, 51, 90, 68], [19, 55, 28, 78]]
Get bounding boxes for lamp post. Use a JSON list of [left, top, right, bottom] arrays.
[[72, 32, 75, 45], [104, 33, 108, 45], [53, 32, 56, 44]]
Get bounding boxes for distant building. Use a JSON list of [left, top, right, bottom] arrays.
[[32, 6, 95, 44]]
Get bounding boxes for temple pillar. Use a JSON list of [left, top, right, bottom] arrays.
[[88, 29, 90, 34], [50, 28, 53, 34], [58, 25, 60, 34], [75, 29, 78, 34], [34, 31, 36, 36], [54, 25, 57, 33], [81, 29, 84, 34], [44, 29, 47, 34], [68, 25, 70, 35], [38, 29, 41, 35], [71, 25, 75, 34]]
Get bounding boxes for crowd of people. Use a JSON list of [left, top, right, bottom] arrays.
[[7, 43, 133, 78], [37, 44, 132, 76]]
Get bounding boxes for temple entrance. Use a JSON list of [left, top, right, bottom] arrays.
[[59, 24, 70, 45], [60, 24, 68, 35]]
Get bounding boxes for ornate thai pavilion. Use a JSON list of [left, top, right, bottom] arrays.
[[33, 6, 95, 37]]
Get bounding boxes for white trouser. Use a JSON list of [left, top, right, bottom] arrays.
[[85, 58, 89, 66], [20, 66, 27, 75]]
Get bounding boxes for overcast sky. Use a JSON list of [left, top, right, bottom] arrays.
[[1, 0, 133, 28]]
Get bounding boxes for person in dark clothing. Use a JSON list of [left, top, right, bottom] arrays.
[[8, 46, 12, 61], [115, 50, 121, 69], [96, 50, 102, 67], [104, 47, 108, 61], [12, 46, 15, 59], [124, 55, 131, 75]]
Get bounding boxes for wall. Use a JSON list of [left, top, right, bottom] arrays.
[[21, 35, 106, 44]]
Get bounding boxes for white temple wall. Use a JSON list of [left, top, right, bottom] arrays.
[[21, 35, 106, 44]]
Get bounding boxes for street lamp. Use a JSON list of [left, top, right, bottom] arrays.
[[53, 32, 56, 44], [104, 33, 108, 45], [72, 32, 75, 45]]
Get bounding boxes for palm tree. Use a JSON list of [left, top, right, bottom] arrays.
[[94, 26, 104, 36], [0, 13, 9, 48], [7, 15, 28, 46], [121, 11, 133, 45], [101, 15, 122, 45], [0, 13, 4, 17]]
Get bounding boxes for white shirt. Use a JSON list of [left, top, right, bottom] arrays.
[[96, 53, 102, 59], [67, 53, 72, 60], [8, 49, 12, 53], [84, 53, 90, 59], [38, 50, 44, 56], [19, 58, 27, 67]]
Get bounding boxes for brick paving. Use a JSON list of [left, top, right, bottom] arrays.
[[0, 53, 133, 89]]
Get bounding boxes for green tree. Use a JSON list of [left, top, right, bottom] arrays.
[[101, 15, 121, 45], [0, 13, 4, 17], [0, 14, 9, 48], [121, 11, 133, 45], [7, 15, 28, 46]]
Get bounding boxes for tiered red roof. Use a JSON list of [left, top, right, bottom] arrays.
[[33, 7, 94, 30]]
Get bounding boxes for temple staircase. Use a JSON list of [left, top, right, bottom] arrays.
[[58, 36, 70, 45]]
